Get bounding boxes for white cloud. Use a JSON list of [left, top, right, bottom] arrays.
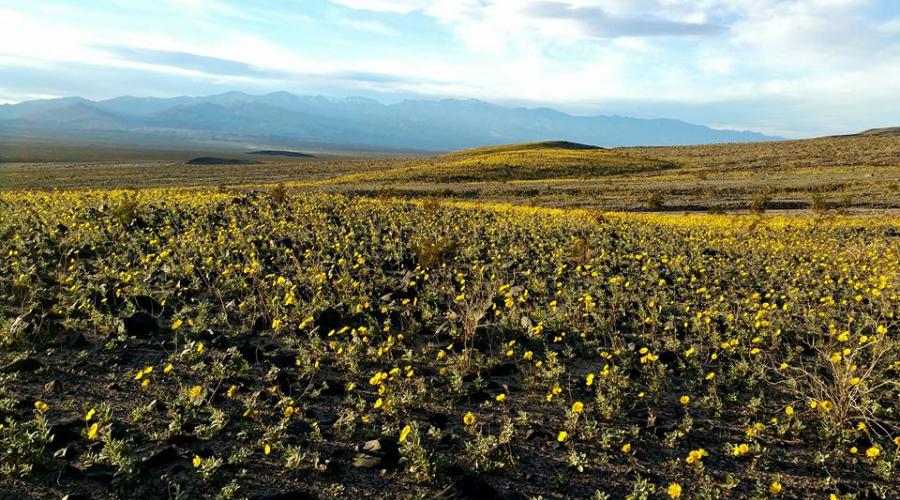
[[1, 0, 898, 135], [339, 18, 397, 35], [330, 0, 433, 14]]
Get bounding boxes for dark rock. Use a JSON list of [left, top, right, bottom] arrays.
[[167, 433, 199, 446], [143, 446, 181, 468], [61, 494, 91, 500], [76, 245, 96, 259], [82, 463, 116, 482], [426, 412, 449, 429], [48, 419, 83, 449], [270, 353, 297, 369], [60, 464, 82, 479], [14, 397, 35, 411], [315, 307, 342, 335], [286, 420, 313, 436], [195, 328, 224, 345], [438, 475, 502, 500], [109, 422, 134, 439], [65, 331, 91, 349], [275, 371, 295, 393], [238, 338, 279, 363], [251, 492, 317, 500], [167, 462, 189, 475], [462, 390, 491, 404], [658, 350, 678, 366], [320, 379, 346, 397], [524, 428, 549, 442], [251, 316, 268, 334], [324, 449, 351, 475], [352, 438, 400, 469], [627, 405, 651, 422], [488, 363, 517, 378], [851, 434, 873, 449], [1, 357, 42, 373], [650, 420, 677, 438], [122, 312, 160, 337]]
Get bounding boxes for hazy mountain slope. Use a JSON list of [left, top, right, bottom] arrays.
[[858, 127, 900, 136], [0, 91, 781, 150]]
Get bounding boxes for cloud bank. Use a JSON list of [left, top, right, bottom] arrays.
[[0, 0, 898, 137]]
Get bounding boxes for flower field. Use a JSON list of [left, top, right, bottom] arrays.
[[0, 189, 898, 498]]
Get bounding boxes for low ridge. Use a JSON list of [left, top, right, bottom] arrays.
[[333, 141, 671, 184], [858, 127, 900, 136], [246, 150, 316, 158]]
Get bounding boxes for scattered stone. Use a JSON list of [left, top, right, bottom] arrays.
[[122, 312, 160, 337], [82, 463, 116, 482], [352, 438, 400, 469], [167, 433, 199, 446], [109, 422, 134, 440], [487, 362, 517, 378], [658, 350, 678, 365], [166, 462, 189, 475], [438, 475, 502, 500], [315, 307, 342, 335], [460, 389, 491, 404], [286, 419, 313, 436], [1, 357, 42, 373], [324, 449, 351, 475], [251, 492, 317, 500], [238, 338, 280, 363], [61, 493, 91, 500], [270, 352, 297, 369], [48, 419, 83, 450], [143, 446, 181, 468], [75, 245, 96, 259], [275, 371, 295, 393], [65, 331, 91, 349], [60, 464, 82, 480], [14, 397, 36, 411], [426, 412, 449, 429], [251, 316, 269, 334], [524, 428, 549, 442], [320, 379, 346, 397]]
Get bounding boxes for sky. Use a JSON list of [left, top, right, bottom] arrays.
[[0, 0, 898, 137]]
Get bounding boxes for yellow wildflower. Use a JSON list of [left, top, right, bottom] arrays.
[[667, 483, 682, 498], [399, 425, 412, 443]]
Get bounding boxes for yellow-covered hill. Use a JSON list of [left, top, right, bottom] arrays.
[[332, 141, 674, 183]]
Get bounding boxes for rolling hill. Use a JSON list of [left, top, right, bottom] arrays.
[[331, 141, 675, 183], [859, 127, 900, 136]]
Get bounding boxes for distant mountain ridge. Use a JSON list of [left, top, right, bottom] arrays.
[[0, 91, 781, 150]]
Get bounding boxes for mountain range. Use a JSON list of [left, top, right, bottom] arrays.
[[0, 91, 780, 151]]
